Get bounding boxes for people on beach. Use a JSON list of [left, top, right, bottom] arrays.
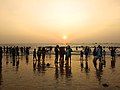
[[59, 47, 65, 66], [80, 50, 84, 60], [37, 47, 42, 61], [1, 44, 120, 77], [33, 49, 37, 60], [42, 47, 46, 62], [0, 47, 3, 58], [54, 45, 59, 64], [109, 47, 117, 59], [93, 45, 103, 69], [96, 45, 103, 62], [65, 45, 73, 65], [84, 46, 89, 60]]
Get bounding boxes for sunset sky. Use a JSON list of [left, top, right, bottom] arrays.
[[0, 0, 120, 43]]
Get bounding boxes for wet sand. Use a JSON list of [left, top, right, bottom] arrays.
[[0, 54, 120, 90]]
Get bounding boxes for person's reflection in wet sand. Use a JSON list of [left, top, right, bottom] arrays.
[[37, 60, 41, 73], [33, 60, 37, 73], [93, 57, 97, 69], [60, 63, 64, 76], [16, 59, 19, 72], [80, 59, 84, 72], [111, 56, 116, 68], [55, 63, 59, 79], [41, 60, 45, 73], [26, 55, 29, 65], [85, 61, 90, 74], [12, 56, 16, 66], [95, 61, 104, 85], [6, 54, 9, 65], [65, 62, 72, 78]]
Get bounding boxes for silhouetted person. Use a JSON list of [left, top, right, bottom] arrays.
[[54, 45, 59, 64], [12, 47, 15, 55], [93, 47, 97, 68], [59, 47, 65, 67], [49, 46, 53, 58], [80, 50, 84, 60], [84, 46, 89, 60], [16, 46, 19, 58], [42, 47, 46, 62], [0, 47, 3, 59], [33, 49, 37, 60], [76, 47, 78, 50], [93, 47, 97, 58], [37, 47, 42, 61], [26, 47, 30, 55], [65, 45, 72, 65], [20, 47, 24, 55], [109, 47, 116, 60], [96, 45, 103, 62], [0, 55, 2, 85]]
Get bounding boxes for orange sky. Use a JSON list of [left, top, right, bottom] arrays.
[[0, 0, 120, 43]]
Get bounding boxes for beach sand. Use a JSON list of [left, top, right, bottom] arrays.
[[0, 53, 120, 90]]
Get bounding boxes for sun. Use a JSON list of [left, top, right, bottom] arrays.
[[63, 35, 68, 40]]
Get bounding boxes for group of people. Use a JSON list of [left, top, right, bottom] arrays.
[[33, 47, 46, 62], [54, 45, 73, 66], [0, 45, 118, 66], [32, 45, 73, 66], [2, 46, 30, 58]]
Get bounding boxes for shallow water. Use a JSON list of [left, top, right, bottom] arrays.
[[0, 54, 120, 90]]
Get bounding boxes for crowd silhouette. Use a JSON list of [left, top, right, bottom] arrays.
[[0, 44, 119, 85]]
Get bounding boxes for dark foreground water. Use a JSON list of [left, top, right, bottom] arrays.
[[0, 54, 120, 90]]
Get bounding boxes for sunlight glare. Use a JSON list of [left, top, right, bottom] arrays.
[[63, 35, 68, 40]]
